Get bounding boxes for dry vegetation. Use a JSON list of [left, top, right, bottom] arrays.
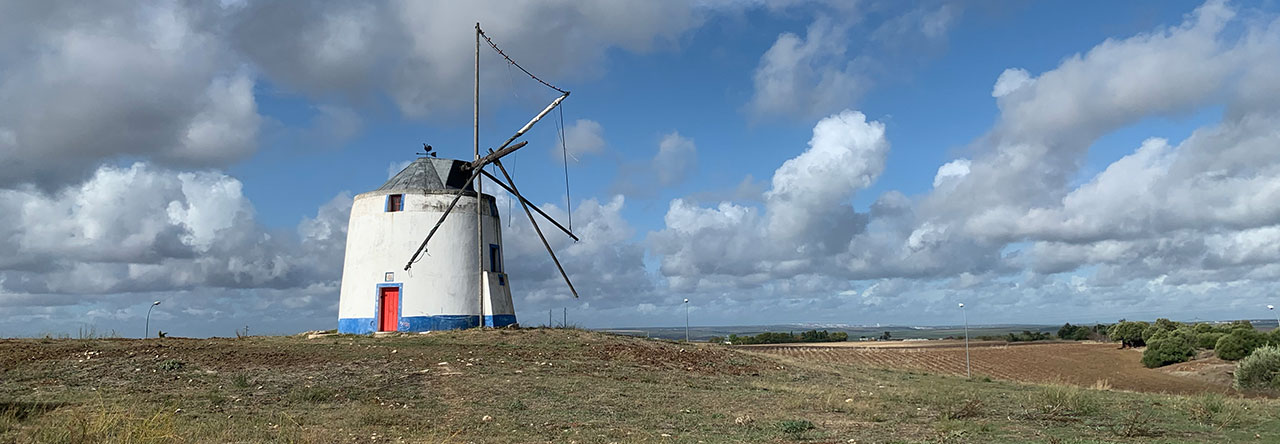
[[748, 340, 1235, 395], [2, 329, 1278, 443]]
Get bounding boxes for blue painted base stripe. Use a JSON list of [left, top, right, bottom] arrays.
[[338, 318, 375, 334], [338, 314, 517, 334], [485, 314, 518, 328]]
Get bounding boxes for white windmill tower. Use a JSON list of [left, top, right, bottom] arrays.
[[337, 23, 579, 334]]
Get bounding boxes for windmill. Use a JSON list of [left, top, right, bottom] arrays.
[[334, 23, 580, 334]]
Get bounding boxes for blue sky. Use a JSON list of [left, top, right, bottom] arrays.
[[3, 0, 1280, 337]]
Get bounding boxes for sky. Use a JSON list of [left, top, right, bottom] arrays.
[[3, 0, 1280, 337]]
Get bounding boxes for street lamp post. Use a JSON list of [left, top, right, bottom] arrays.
[[145, 301, 161, 338], [959, 302, 970, 379], [1269, 305, 1279, 329], [684, 299, 690, 343]]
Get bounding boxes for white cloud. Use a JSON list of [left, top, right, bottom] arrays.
[[654, 132, 697, 186], [652, 110, 888, 291], [991, 68, 1032, 98], [232, 1, 704, 118], [0, 2, 260, 189], [932, 158, 970, 188], [748, 18, 867, 119], [557, 119, 606, 161], [0, 162, 347, 315]]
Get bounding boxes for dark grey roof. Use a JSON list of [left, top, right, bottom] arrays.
[[376, 158, 475, 193]]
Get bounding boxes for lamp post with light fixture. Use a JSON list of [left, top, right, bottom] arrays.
[[960, 302, 970, 379], [684, 299, 690, 342], [1269, 305, 1279, 330], [145, 301, 161, 338]]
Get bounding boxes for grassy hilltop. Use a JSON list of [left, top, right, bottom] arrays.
[[2, 328, 1279, 443]]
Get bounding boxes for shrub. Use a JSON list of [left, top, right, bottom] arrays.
[[157, 359, 185, 371], [776, 419, 814, 436], [1195, 332, 1224, 350], [1006, 330, 1052, 342], [1216, 329, 1266, 361], [1142, 330, 1195, 368], [1035, 385, 1099, 417], [1057, 323, 1092, 340], [1234, 345, 1280, 390], [728, 330, 848, 345]]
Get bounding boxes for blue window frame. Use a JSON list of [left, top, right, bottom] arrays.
[[386, 194, 404, 212]]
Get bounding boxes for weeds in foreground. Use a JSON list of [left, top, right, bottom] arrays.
[[1032, 384, 1099, 418], [18, 401, 177, 443], [230, 373, 251, 389], [291, 386, 337, 403], [1091, 378, 1112, 391], [1111, 407, 1158, 438], [945, 397, 984, 420], [1180, 393, 1243, 429]]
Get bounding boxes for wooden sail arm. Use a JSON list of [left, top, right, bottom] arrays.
[[403, 165, 487, 271], [492, 157, 578, 298], [470, 92, 568, 170], [478, 168, 578, 242], [468, 140, 528, 171]]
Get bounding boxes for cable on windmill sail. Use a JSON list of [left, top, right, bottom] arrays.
[[558, 103, 573, 233], [478, 28, 568, 95]]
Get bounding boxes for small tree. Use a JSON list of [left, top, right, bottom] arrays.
[[1142, 329, 1195, 368], [1058, 323, 1091, 340], [1195, 332, 1225, 350], [1235, 345, 1280, 390], [1217, 329, 1267, 361], [1109, 321, 1149, 348]]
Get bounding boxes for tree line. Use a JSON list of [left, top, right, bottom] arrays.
[[710, 329, 849, 345]]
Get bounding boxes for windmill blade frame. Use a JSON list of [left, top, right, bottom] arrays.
[[492, 157, 578, 298], [478, 168, 578, 242], [402, 141, 528, 271]]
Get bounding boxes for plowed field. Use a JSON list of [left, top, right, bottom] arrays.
[[747, 340, 1232, 395]]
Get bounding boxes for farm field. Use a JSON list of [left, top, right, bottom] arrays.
[[2, 329, 1278, 443], [747, 340, 1233, 395]]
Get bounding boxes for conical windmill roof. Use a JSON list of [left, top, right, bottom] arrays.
[[376, 158, 476, 194]]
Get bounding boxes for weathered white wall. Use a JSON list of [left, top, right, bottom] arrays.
[[338, 190, 513, 332]]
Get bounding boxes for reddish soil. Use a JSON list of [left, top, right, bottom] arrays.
[[748, 340, 1233, 395]]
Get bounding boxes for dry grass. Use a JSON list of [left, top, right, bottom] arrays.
[[1, 329, 1279, 443]]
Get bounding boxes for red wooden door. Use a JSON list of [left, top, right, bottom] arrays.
[[379, 287, 399, 332]]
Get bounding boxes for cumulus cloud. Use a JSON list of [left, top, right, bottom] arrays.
[[652, 110, 887, 291], [556, 119, 606, 161], [610, 131, 701, 196], [654, 132, 697, 186], [644, 0, 1280, 327], [849, 0, 1280, 298], [0, 2, 260, 189], [492, 192, 654, 312], [0, 162, 350, 334], [990, 68, 1032, 98], [231, 1, 703, 118], [748, 18, 868, 119]]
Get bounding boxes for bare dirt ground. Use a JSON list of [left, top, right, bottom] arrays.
[[747, 340, 1233, 395]]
